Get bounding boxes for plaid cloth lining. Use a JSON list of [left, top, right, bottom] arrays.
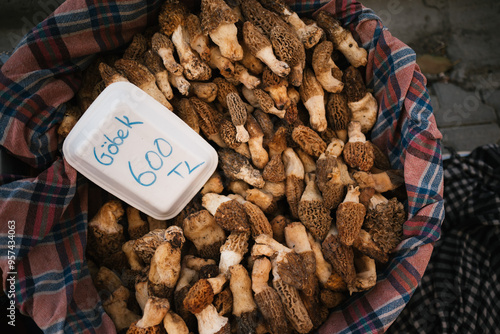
[[389, 144, 500, 333], [0, 0, 444, 333]]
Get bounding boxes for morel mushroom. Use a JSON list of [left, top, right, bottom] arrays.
[[245, 188, 277, 215], [261, 67, 290, 110], [343, 66, 378, 133], [352, 254, 377, 292], [200, 0, 243, 61], [270, 24, 306, 87], [336, 185, 366, 246], [298, 174, 332, 241], [230, 63, 261, 90], [148, 226, 185, 299], [208, 46, 235, 78], [151, 32, 183, 76], [103, 286, 141, 332], [163, 310, 190, 334], [183, 279, 230, 334], [126, 296, 170, 334], [252, 88, 286, 118], [142, 50, 174, 101], [315, 11, 368, 68], [353, 169, 404, 193], [241, 43, 265, 75], [343, 121, 375, 172], [243, 21, 290, 77], [312, 40, 344, 93], [251, 257, 290, 334], [321, 228, 356, 292], [326, 92, 351, 142], [229, 264, 259, 334], [185, 13, 211, 62], [122, 240, 144, 272], [183, 210, 226, 259], [88, 200, 125, 259], [307, 233, 333, 286], [99, 63, 129, 86], [299, 68, 327, 132], [241, 199, 273, 238], [191, 81, 218, 103], [200, 172, 224, 195], [227, 92, 250, 143], [168, 71, 191, 96], [292, 125, 327, 158], [218, 148, 265, 188], [202, 193, 250, 233], [352, 229, 389, 263], [315, 138, 346, 210], [190, 97, 226, 147], [282, 148, 305, 219], [246, 114, 269, 169], [127, 207, 149, 240], [134, 229, 167, 264]]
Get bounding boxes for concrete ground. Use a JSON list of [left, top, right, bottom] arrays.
[[1, 0, 500, 156]]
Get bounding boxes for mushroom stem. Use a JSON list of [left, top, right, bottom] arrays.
[[136, 297, 170, 328], [163, 310, 190, 334], [229, 265, 258, 332], [343, 185, 361, 204], [369, 192, 389, 209], [307, 233, 333, 286], [283, 148, 305, 219]]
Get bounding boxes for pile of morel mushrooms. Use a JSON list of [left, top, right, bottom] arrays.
[[61, 0, 409, 333]]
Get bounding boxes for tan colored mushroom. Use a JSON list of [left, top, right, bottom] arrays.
[[263, 126, 287, 182], [200, 172, 224, 195], [336, 185, 366, 246], [151, 32, 183, 76], [323, 271, 348, 292], [315, 138, 346, 210], [58, 104, 82, 138], [292, 125, 327, 158], [252, 89, 286, 118], [240, 44, 265, 75], [298, 174, 332, 241], [133, 229, 166, 264], [343, 66, 378, 133], [245, 188, 277, 215], [352, 254, 377, 292], [218, 148, 265, 188], [168, 71, 191, 96], [312, 40, 344, 93], [251, 257, 290, 334], [261, 67, 290, 110], [241, 200, 273, 238], [253, 109, 276, 148], [343, 121, 375, 172], [282, 148, 305, 219], [183, 279, 230, 334], [320, 289, 346, 309], [183, 210, 226, 260], [114, 59, 173, 110], [184, 255, 217, 271], [127, 297, 170, 334], [185, 13, 211, 62], [103, 286, 141, 332], [229, 264, 259, 334], [213, 287, 233, 316], [353, 169, 404, 193], [243, 21, 290, 77], [299, 68, 327, 132], [88, 200, 125, 259], [190, 81, 218, 103], [325, 92, 351, 142], [246, 114, 269, 169], [159, 3, 212, 81], [189, 97, 226, 147], [175, 98, 200, 133], [315, 11, 368, 68], [307, 233, 333, 286], [284, 222, 316, 283], [218, 231, 250, 278], [321, 228, 356, 292], [230, 63, 261, 90], [262, 181, 286, 200], [163, 310, 189, 334], [352, 229, 389, 263], [127, 207, 149, 240], [270, 215, 289, 244], [98, 62, 129, 86], [259, 0, 323, 49], [227, 92, 250, 143], [142, 50, 174, 101], [208, 46, 235, 78], [135, 270, 149, 312], [200, 0, 243, 61], [148, 226, 185, 299], [95, 266, 123, 294], [122, 240, 144, 272], [202, 193, 250, 233]]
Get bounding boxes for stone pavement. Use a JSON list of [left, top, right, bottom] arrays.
[[1, 0, 500, 157]]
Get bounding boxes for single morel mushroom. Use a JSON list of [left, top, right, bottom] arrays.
[[168, 71, 191, 96], [183, 210, 226, 260], [200, 172, 224, 195], [58, 104, 83, 138], [175, 98, 200, 133], [315, 138, 346, 210], [252, 88, 286, 118], [151, 32, 184, 76], [353, 169, 404, 193], [191, 81, 218, 103], [208, 46, 235, 78], [219, 116, 250, 156], [227, 92, 250, 143], [352, 254, 377, 292], [343, 121, 375, 172], [88, 200, 125, 259], [263, 126, 287, 182], [133, 229, 166, 265], [242, 21, 290, 77], [241, 44, 265, 75], [213, 287, 233, 316], [143, 50, 174, 101], [292, 125, 327, 158], [270, 24, 306, 87], [99, 62, 129, 86], [148, 226, 185, 299], [163, 310, 190, 334], [284, 222, 316, 284], [299, 68, 327, 132], [320, 289, 346, 309], [123, 33, 148, 61], [185, 13, 211, 62], [158, 3, 212, 81], [312, 40, 344, 93], [218, 149, 265, 188], [127, 296, 170, 334], [246, 114, 269, 169], [298, 174, 332, 241], [202, 193, 250, 233], [352, 229, 389, 263], [183, 279, 230, 334], [200, 0, 243, 61], [321, 228, 356, 292], [261, 67, 290, 110], [230, 63, 261, 90], [336, 185, 366, 246], [364, 193, 406, 253], [343, 66, 378, 133], [127, 207, 149, 240], [190, 97, 226, 147], [251, 257, 290, 334], [103, 286, 141, 332], [241, 200, 273, 238], [307, 233, 333, 286], [326, 92, 351, 142], [282, 148, 305, 219], [315, 11, 368, 68], [114, 59, 173, 110], [229, 264, 259, 334], [245, 188, 277, 215]]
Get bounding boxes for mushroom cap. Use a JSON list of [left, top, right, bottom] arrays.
[[218, 148, 265, 188], [243, 201, 273, 237], [272, 278, 313, 333], [142, 50, 166, 75], [219, 116, 241, 149], [243, 21, 272, 56], [254, 288, 290, 334], [298, 198, 332, 241], [315, 11, 342, 48], [253, 109, 275, 148], [127, 321, 163, 334], [158, 2, 187, 37], [270, 23, 305, 67], [336, 202, 366, 246], [299, 68, 324, 102], [246, 188, 277, 214], [214, 287, 233, 316], [312, 40, 334, 73], [214, 77, 238, 109], [343, 141, 375, 172], [343, 66, 367, 103], [123, 33, 148, 61], [323, 272, 348, 292], [133, 229, 166, 264], [183, 279, 215, 314], [240, 0, 289, 36], [369, 142, 392, 170], [365, 197, 406, 253], [326, 93, 351, 131], [268, 126, 288, 156], [214, 199, 250, 233], [200, 0, 239, 34], [352, 229, 389, 263], [226, 91, 248, 127], [190, 97, 221, 137], [183, 210, 226, 260], [316, 156, 345, 210], [320, 289, 346, 309], [292, 125, 327, 158], [220, 231, 250, 257], [274, 251, 309, 291], [263, 154, 286, 183], [115, 59, 155, 87], [321, 234, 356, 290]]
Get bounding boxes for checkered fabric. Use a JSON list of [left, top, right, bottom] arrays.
[[389, 144, 500, 333], [0, 0, 444, 333]]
